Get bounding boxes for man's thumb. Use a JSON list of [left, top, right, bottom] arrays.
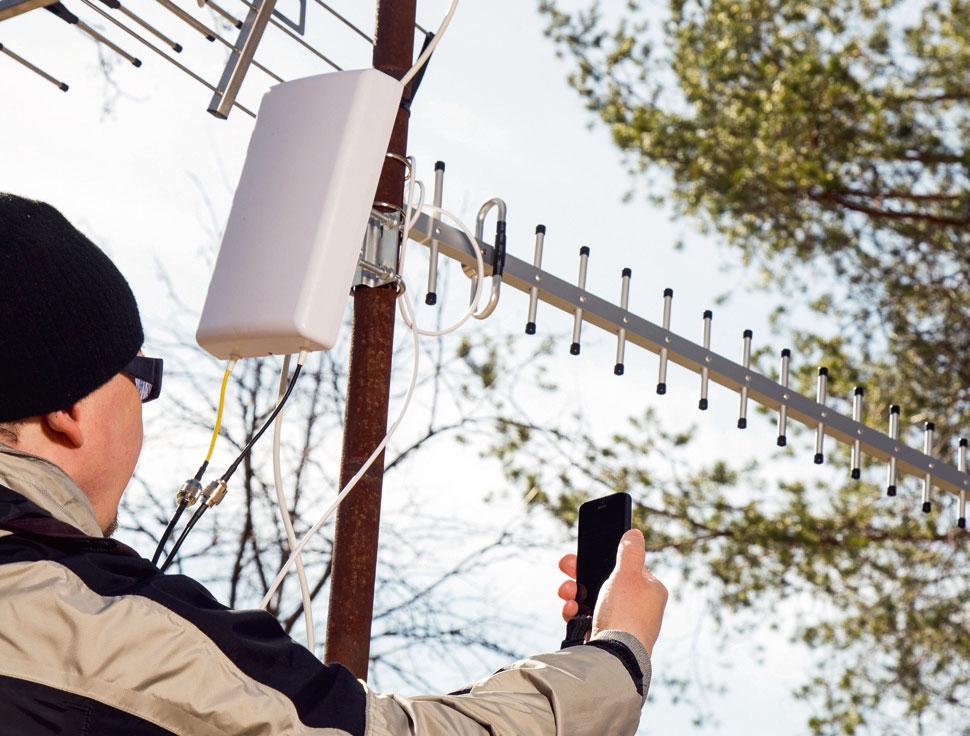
[[615, 528, 645, 574]]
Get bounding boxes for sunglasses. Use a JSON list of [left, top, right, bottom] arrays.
[[123, 356, 164, 403]]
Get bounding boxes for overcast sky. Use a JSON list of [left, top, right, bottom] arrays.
[[0, 1, 851, 732]]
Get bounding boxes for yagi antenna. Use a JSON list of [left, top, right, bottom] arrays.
[[2, 0, 368, 116], [407, 166, 970, 526]]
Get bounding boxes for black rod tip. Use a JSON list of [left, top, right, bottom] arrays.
[[781, 348, 791, 357], [922, 501, 932, 514], [205, 34, 216, 41], [737, 417, 747, 429], [579, 246, 590, 256], [569, 342, 581, 355], [525, 322, 536, 335], [818, 366, 829, 376], [614, 363, 624, 376], [425, 292, 437, 306], [434, 160, 445, 171], [622, 267, 632, 278], [703, 309, 713, 319], [133, 58, 142, 67], [663, 287, 673, 298], [887, 485, 897, 497], [958, 517, 966, 529], [656, 382, 667, 395], [699, 398, 709, 411], [59, 83, 69, 92], [172, 43, 183, 53], [743, 329, 753, 339], [777, 435, 787, 447], [924, 421, 935, 431], [854, 386, 865, 396], [535, 223, 546, 234], [814, 453, 824, 464], [960, 438, 968, 447], [890, 404, 901, 414], [850, 468, 861, 480]]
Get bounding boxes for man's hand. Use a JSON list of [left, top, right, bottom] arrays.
[[557, 529, 668, 654]]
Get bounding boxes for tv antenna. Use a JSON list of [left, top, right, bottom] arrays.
[[408, 164, 969, 528]]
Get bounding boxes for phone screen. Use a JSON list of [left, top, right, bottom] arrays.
[[576, 492, 632, 617]]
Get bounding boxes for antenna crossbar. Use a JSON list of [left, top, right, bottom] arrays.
[[208, 0, 277, 118]]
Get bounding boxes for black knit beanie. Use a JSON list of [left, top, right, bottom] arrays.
[[0, 193, 143, 422]]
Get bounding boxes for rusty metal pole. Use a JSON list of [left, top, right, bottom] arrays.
[[323, 0, 417, 679]]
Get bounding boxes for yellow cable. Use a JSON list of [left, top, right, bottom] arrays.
[[205, 360, 236, 464]]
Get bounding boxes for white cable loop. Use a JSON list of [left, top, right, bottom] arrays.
[[396, 155, 486, 336], [399, 203, 486, 337]]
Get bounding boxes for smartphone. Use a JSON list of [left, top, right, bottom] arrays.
[[575, 492, 632, 617]]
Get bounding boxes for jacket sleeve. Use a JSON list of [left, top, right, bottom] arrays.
[[0, 524, 650, 736], [363, 640, 647, 736]]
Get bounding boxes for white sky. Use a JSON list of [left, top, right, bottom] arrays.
[[0, 0, 860, 732]]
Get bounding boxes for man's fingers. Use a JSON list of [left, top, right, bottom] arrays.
[[615, 528, 645, 575], [561, 600, 579, 622], [558, 553, 577, 579], [557, 579, 577, 602]]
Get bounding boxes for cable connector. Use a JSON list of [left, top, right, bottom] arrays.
[[202, 479, 229, 507], [176, 477, 203, 507]]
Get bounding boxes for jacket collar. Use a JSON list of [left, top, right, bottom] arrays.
[[0, 445, 103, 538]]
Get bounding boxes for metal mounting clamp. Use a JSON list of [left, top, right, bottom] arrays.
[[354, 208, 403, 290]]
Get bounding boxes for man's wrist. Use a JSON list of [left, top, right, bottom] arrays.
[[588, 629, 652, 704]]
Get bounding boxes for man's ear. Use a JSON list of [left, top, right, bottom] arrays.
[[44, 405, 84, 449]]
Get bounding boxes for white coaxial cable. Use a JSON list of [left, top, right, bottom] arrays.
[[271, 352, 316, 653], [261, 292, 422, 611], [401, 0, 458, 86]]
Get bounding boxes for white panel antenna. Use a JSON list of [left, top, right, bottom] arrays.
[[197, 68, 403, 359]]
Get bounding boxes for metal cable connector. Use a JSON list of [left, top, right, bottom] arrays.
[[202, 479, 229, 507], [176, 477, 203, 507]]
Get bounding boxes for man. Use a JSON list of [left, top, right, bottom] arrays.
[[0, 193, 668, 735]]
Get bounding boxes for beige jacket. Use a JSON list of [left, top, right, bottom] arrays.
[[0, 446, 649, 735]]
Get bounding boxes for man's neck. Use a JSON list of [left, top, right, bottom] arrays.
[[0, 445, 104, 537]]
